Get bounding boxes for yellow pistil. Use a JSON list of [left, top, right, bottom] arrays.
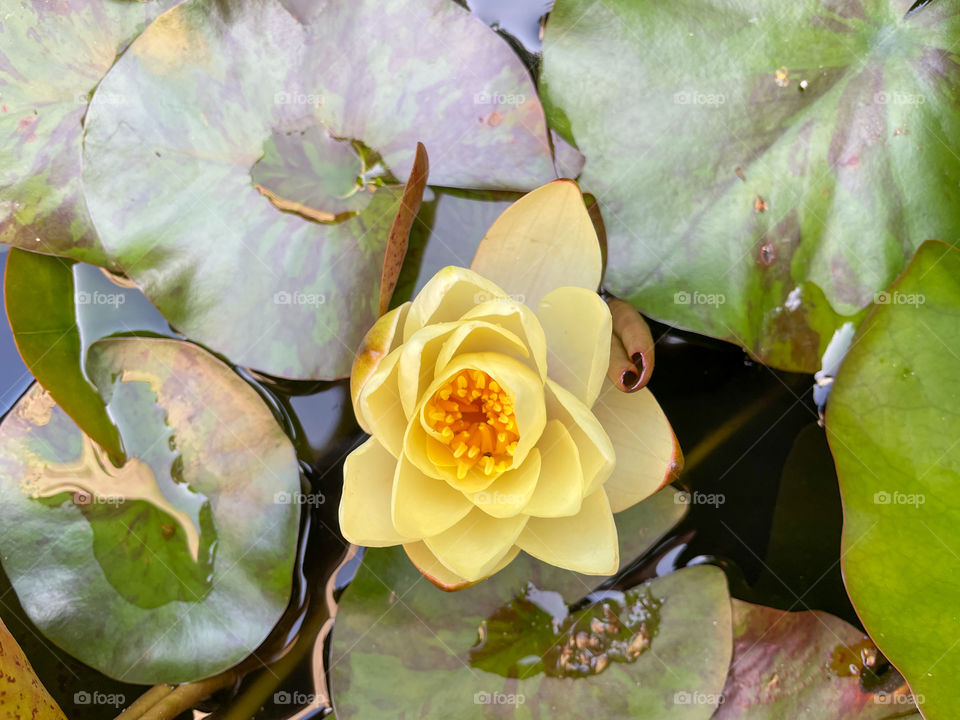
[[425, 369, 519, 480]]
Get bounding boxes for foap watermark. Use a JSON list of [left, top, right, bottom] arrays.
[[473, 91, 526, 106], [675, 490, 725, 508], [674, 691, 724, 706], [474, 691, 525, 706], [274, 691, 318, 705], [474, 490, 526, 506], [76, 290, 125, 308], [473, 291, 525, 305], [875, 91, 925, 106], [674, 90, 726, 107], [874, 291, 924, 306], [274, 91, 324, 106], [72, 491, 124, 508], [874, 691, 924, 707], [74, 691, 126, 708], [674, 290, 725, 307], [274, 491, 326, 507], [274, 291, 326, 306], [873, 491, 925, 507]]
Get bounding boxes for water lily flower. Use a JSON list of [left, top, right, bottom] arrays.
[[340, 180, 681, 590]]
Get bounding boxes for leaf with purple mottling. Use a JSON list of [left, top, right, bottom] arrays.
[[330, 489, 732, 720], [0, 337, 300, 683], [716, 600, 917, 719], [542, 0, 960, 372], [0, 0, 176, 266], [81, 0, 564, 380]]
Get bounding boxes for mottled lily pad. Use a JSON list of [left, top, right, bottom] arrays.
[[331, 489, 732, 719], [827, 240, 960, 719], [716, 600, 916, 719], [0, 337, 301, 683], [0, 0, 176, 266], [82, 0, 562, 379], [541, 0, 960, 372]]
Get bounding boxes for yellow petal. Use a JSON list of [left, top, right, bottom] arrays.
[[351, 302, 410, 432], [434, 352, 546, 469], [590, 380, 683, 512], [518, 489, 619, 574], [433, 321, 529, 380], [470, 180, 602, 308], [537, 287, 611, 406], [392, 454, 472, 538], [524, 419, 583, 518], [460, 300, 548, 379], [403, 541, 520, 591], [402, 411, 447, 480], [424, 507, 528, 582], [397, 321, 460, 419], [468, 449, 541, 518], [545, 379, 615, 495], [340, 438, 411, 546], [356, 348, 405, 457], [402, 266, 507, 342]]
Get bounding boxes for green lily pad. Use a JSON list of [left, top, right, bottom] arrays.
[[331, 489, 732, 719], [0, 0, 176, 266], [541, 0, 960, 372], [716, 600, 916, 719], [81, 0, 562, 380], [0, 336, 300, 684], [0, 563, 137, 720], [4, 248, 123, 460], [827, 239, 960, 719]]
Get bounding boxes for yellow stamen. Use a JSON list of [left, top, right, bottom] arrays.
[[425, 368, 520, 480]]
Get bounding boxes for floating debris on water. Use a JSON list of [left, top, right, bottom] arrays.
[[759, 241, 776, 265], [799, 79, 809, 91], [470, 581, 662, 679], [784, 286, 803, 311], [775, 66, 790, 87], [828, 638, 876, 678], [754, 196, 768, 213]]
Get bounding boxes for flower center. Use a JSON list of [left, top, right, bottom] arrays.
[[425, 369, 519, 480]]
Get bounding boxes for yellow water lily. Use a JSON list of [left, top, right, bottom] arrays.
[[340, 180, 681, 590]]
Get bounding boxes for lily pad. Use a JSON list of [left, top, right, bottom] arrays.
[[4, 248, 123, 460], [0, 337, 301, 683], [716, 600, 915, 719], [331, 488, 732, 719], [541, 0, 960, 372], [0, 564, 137, 720], [0, 616, 67, 720], [0, 0, 176, 266], [81, 0, 562, 380], [827, 240, 960, 719]]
